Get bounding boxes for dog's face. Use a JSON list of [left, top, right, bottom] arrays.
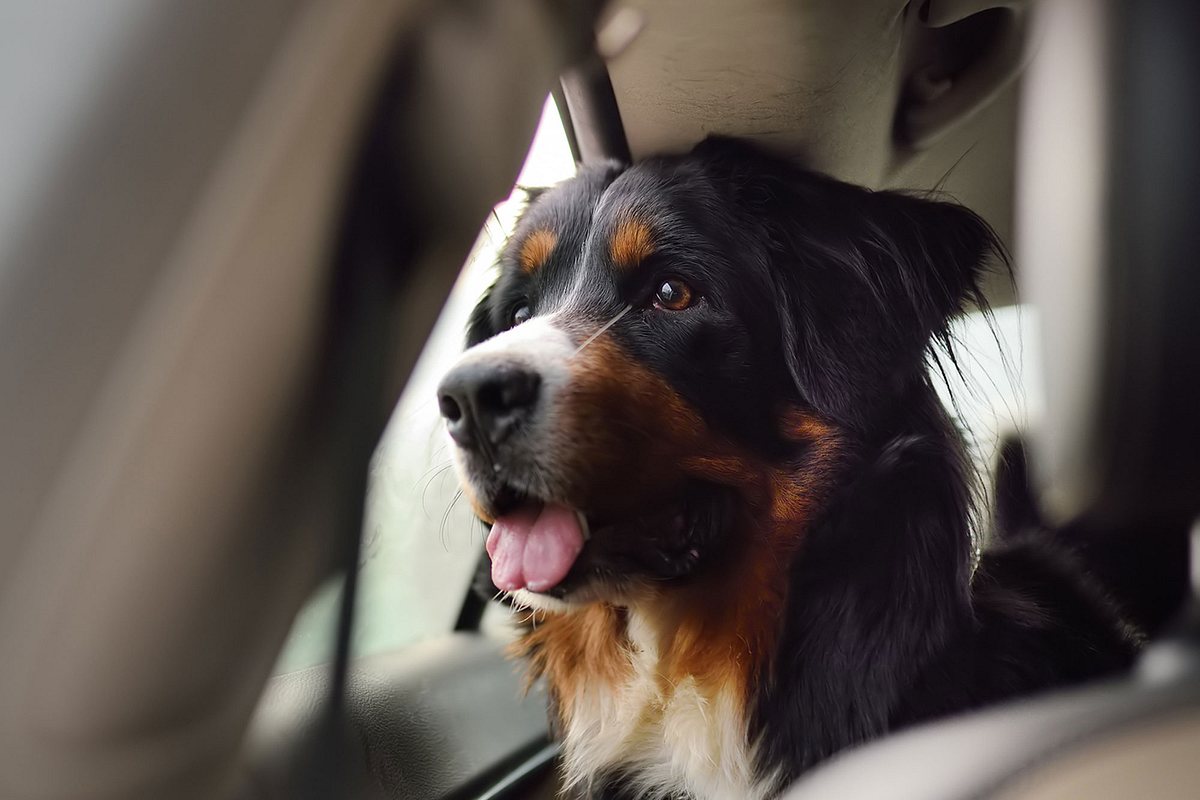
[[438, 138, 997, 612]]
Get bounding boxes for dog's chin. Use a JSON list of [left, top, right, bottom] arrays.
[[507, 583, 629, 615], [508, 588, 577, 614], [509, 568, 652, 614]]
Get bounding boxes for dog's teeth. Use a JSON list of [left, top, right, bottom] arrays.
[[576, 510, 591, 541]]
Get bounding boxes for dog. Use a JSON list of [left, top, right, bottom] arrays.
[[436, 137, 1140, 800]]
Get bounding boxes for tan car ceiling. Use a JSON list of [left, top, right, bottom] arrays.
[[606, 0, 1026, 307]]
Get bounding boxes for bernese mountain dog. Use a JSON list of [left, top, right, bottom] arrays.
[[435, 137, 1139, 799]]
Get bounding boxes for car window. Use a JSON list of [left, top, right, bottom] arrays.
[[274, 97, 576, 674]]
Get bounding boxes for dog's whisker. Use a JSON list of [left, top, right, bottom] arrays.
[[438, 488, 465, 551], [418, 461, 458, 518], [416, 459, 456, 486], [573, 304, 632, 357]]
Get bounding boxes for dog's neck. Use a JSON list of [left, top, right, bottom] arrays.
[[751, 382, 977, 783], [518, 510, 806, 800], [611, 388, 977, 711]]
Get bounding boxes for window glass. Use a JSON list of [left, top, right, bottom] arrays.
[[275, 97, 576, 674]]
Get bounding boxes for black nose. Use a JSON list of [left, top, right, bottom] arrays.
[[437, 362, 542, 450]]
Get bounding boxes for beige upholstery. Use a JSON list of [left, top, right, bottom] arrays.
[[605, 0, 1029, 307], [995, 711, 1200, 800]]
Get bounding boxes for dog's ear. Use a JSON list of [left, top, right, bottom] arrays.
[[723, 153, 1006, 430], [694, 137, 1005, 428], [465, 280, 498, 348], [777, 183, 1002, 429]]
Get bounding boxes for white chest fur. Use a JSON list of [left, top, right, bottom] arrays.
[[557, 612, 777, 800]]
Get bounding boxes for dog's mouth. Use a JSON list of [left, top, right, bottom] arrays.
[[485, 501, 590, 594], [480, 482, 732, 603]]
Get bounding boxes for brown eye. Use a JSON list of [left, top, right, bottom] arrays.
[[653, 278, 695, 311], [512, 304, 532, 326]]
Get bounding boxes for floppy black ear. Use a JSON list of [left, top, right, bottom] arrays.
[[691, 136, 1004, 428], [465, 280, 498, 348], [764, 170, 1004, 430]]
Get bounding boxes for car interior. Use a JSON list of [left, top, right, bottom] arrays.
[[0, 1, 1197, 799]]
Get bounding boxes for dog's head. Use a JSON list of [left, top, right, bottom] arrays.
[[437, 137, 1000, 612]]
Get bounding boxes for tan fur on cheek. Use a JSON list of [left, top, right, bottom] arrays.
[[556, 334, 762, 509]]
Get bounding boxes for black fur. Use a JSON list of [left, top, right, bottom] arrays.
[[463, 137, 1140, 796], [992, 436, 1189, 638], [752, 390, 1139, 786]]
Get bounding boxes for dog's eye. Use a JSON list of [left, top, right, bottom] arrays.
[[653, 278, 695, 311], [511, 304, 532, 326]]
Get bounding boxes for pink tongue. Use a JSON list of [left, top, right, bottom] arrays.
[[486, 503, 585, 593]]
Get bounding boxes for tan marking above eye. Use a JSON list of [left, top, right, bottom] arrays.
[[518, 229, 557, 274], [610, 217, 656, 270]]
